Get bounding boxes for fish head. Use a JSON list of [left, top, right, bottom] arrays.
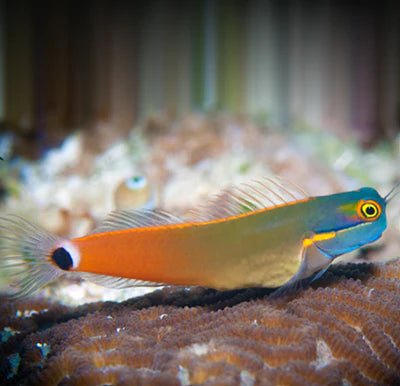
[[114, 175, 156, 210], [312, 187, 387, 257]]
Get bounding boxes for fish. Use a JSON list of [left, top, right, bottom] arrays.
[[114, 175, 156, 210], [0, 178, 395, 298]]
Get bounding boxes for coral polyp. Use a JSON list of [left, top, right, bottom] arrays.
[[1, 259, 400, 385]]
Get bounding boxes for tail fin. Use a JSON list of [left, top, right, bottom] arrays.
[[0, 215, 64, 298]]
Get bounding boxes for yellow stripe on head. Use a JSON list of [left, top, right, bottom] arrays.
[[303, 231, 336, 248]]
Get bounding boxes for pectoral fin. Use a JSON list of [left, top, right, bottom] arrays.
[[300, 242, 333, 280], [271, 241, 333, 297]]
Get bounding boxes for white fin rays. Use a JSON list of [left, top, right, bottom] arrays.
[[92, 209, 183, 233], [0, 215, 63, 298], [187, 177, 309, 222], [79, 273, 164, 289]]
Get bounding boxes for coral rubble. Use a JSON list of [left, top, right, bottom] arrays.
[[1, 259, 400, 385]]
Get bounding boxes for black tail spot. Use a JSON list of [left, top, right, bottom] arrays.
[[51, 247, 73, 270]]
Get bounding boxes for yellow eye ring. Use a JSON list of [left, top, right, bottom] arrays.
[[357, 200, 381, 220]]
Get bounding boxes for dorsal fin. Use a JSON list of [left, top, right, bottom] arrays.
[[92, 208, 183, 233], [187, 177, 309, 222], [78, 273, 164, 288]]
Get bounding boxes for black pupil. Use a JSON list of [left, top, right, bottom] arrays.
[[365, 205, 376, 216], [51, 247, 73, 270]]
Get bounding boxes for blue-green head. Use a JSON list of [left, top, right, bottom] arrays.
[[310, 187, 388, 258]]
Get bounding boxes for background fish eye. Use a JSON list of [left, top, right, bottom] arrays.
[[126, 175, 147, 190]]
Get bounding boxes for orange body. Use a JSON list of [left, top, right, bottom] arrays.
[[70, 203, 311, 289], [74, 222, 218, 286]]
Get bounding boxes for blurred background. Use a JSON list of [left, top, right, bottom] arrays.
[[0, 0, 399, 154], [0, 0, 400, 301]]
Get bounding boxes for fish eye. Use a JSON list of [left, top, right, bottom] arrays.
[[357, 200, 381, 220], [125, 175, 147, 190]]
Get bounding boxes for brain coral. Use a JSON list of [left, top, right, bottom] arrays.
[[1, 259, 400, 385]]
